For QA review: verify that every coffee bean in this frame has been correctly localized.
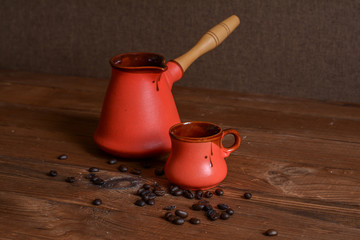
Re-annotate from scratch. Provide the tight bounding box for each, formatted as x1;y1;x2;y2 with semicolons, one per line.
147;192;157;200
140;189;151;197
244;192;252;199
226;208;234;215
85;173;96;179
164;212;172;220
192;204;204;211
137;188;146;195
167;215;179;222
163;205;176;210
206;209;216;217
131;168;142;175
146;199;155;205
48;170;57;177
169;185;179;192
220;212;230;220
143;184;151;190
183;190;195;199
107;159;117;165
264;229;278;236
203;204;213;211
215;188;224;196
92;178;105;186
195;190;203;199
217;203;229;210
57;154;68;160
209;213;220;221
172;189;184;196
65;177;75;183
189;218;201;225
204;191;213;198
88;167;99;173
153;187;166;196
154;168;164;176
92;199;102;206
172;218;185;225
118;165;128;172
207;209;219;221
175;210;188;218
134;199;146;207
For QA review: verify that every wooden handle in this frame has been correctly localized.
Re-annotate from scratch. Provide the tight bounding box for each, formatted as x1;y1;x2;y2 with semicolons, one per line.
173;15;240;72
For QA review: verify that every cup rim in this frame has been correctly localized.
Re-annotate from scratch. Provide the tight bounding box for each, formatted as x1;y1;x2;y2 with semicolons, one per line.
169;121;223;143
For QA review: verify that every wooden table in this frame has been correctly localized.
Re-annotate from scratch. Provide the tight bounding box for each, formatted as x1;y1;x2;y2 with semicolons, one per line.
0;70;359;239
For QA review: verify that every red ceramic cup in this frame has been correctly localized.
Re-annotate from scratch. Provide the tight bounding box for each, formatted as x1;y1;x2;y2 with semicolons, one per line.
164;121;241;190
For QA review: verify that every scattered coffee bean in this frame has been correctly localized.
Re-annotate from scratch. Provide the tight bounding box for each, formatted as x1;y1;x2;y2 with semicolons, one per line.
153;187;166;196
143;184;151;190
204;191;213;198
48;170;57;177
65;177;75;183
165;212;173;220
140;189;151;197
146;199;155;205
172;189;184;196
226;208;234;215
217;204;229;210
189;218;201;225
57;154;68;160
147;192;157;200
264;229;278;236
169;185;179;192
88;167;99;172
192;203;204;211
164;205;176;210
85;173;96;179
206;209;216;217
203;204;213;211
118;165;128;172
220;212;230;220
244;192;252;199
172;218;185;225
175;210;188;218
167;215;179;222
134;199;146;207
131;168;142;175
207;209;219;221
107;159;117;165
183;190;195;199
215;188;224;196
137;188;146;195
92;199;102;206
92;178;105;186
154;168;164;176
195;190;203;199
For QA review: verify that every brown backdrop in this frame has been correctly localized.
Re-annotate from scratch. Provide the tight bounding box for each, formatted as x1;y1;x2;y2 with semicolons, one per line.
1;0;360;103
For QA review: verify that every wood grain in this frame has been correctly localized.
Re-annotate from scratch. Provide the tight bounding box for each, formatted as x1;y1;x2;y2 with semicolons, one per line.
0;70;360;239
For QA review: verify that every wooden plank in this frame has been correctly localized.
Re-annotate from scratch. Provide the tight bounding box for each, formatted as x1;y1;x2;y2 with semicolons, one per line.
1;70;360;239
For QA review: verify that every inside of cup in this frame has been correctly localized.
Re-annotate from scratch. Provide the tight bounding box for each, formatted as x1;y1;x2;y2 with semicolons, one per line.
171;122;221;139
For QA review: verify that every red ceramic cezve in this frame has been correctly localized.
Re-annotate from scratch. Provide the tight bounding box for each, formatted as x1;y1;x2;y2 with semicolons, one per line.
94;53;183;158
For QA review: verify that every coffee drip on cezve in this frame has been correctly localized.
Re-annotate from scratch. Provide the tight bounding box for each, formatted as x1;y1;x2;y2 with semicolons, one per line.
94;15;240;158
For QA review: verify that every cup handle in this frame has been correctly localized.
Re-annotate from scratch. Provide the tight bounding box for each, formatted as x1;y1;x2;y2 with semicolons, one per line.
220;129;241;157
